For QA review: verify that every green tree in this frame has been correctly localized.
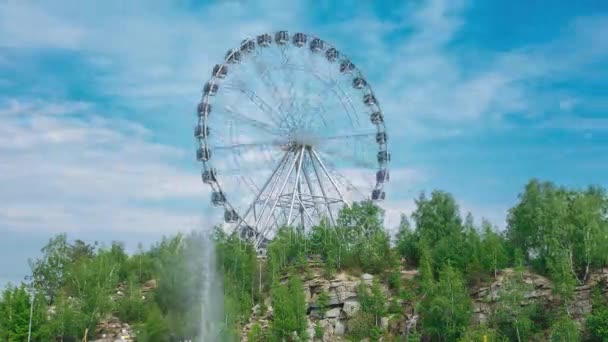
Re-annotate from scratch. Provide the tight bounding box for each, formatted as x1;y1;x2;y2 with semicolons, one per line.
215;229;258;331
248;323;266;342
417;239;435;293
358;280;387;328
419;265;471;341
270;276;307;341
0;284;33;341
462;213;485;284
549;314;580;342
412;191;463;246
316;290;329;318
395;214;419;266
137;303;170;342
457;324;508;342
507;180;608;281
546;246;577;311
62;243;123;338
490;271;537;342
480;220;509;279
309;218;341;276
28;234;71;304
41;290;87;340
586;285;608;341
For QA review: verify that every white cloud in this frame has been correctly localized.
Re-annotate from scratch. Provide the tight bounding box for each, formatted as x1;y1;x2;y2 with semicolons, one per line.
0;0;605;246
0;99;208;234
0;2;85;49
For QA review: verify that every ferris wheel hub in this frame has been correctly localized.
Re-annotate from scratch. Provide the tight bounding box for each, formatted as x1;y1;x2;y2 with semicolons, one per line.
288;130;319;148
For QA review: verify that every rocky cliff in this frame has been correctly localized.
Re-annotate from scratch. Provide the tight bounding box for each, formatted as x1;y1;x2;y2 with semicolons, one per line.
242;264;608;341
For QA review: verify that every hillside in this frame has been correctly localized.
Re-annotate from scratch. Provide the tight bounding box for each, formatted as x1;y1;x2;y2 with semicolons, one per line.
1;179;608;341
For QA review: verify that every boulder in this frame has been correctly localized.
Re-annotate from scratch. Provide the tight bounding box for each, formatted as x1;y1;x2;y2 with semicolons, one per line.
334;320;345;336
325;307;341;319
381;317;389;330
319;319;334;336
335;282;358;302
342;300;360;318
327;289;341;306
303;285;311;304
361;273;373;285
306;319;315;342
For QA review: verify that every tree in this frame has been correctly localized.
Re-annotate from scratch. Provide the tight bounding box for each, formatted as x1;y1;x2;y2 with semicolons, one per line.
457;324;508;342
480;220;509;279
29;234;71;304
309;218;340;276
60;243;124;338
549;314;580;342
40;289;87;340
490;271;537;342
546;246;577;312
138;303;170;342
316;290;329;318
358;280;387;328
395;214;419;266
0;284;32;341
586;285;608;341
270;276;307;341
412;191;463;246
419;264;471;341
212;229;262;339
462;214;485;284
506;180;608;281
248;323;266;342
417;239;435;293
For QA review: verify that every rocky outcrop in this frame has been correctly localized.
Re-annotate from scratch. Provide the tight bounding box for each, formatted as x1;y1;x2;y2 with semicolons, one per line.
471;268;608;325
242;265;608;340
92;316;134;342
241;269;396;341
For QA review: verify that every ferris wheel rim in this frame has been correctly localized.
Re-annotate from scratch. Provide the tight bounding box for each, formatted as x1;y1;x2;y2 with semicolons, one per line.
195;30;390;241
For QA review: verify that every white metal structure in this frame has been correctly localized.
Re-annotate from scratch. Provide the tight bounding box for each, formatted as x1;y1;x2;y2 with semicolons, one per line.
195;31;389;250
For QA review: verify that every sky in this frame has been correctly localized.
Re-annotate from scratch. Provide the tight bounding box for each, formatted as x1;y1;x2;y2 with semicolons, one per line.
0;0;607;288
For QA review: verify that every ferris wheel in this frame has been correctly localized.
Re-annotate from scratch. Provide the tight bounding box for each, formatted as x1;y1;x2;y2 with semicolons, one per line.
195;31;389;249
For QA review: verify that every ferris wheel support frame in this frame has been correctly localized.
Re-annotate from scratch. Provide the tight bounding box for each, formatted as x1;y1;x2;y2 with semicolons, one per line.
230;142;354;249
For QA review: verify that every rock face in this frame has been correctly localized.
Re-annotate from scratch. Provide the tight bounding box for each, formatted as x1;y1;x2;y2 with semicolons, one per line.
471;268;608;325
342;300;360;318
241;265;608;341
91;316;134;342
241;269;394;341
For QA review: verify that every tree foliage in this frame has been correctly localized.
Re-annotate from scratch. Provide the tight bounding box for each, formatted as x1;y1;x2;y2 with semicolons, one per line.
3;179;608;341
269;276;307;341
419;264;472;341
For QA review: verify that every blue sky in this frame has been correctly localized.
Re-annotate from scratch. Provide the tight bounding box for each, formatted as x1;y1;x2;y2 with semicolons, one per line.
1;0;607;287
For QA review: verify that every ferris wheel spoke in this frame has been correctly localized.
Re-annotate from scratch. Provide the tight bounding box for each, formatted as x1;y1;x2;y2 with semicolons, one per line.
332;83;358;128
318;132;376;142
312;67;358;128
309;80;336;126
293;197;316;228
319;147;376;169
232;150;291;235
303;163;332;224
309;148;349;207
212;140;284;151
221;105;283;136
222;82;285;127
251;55;291;123
287;145;306;225
322;157;371;199
255;153;297;247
